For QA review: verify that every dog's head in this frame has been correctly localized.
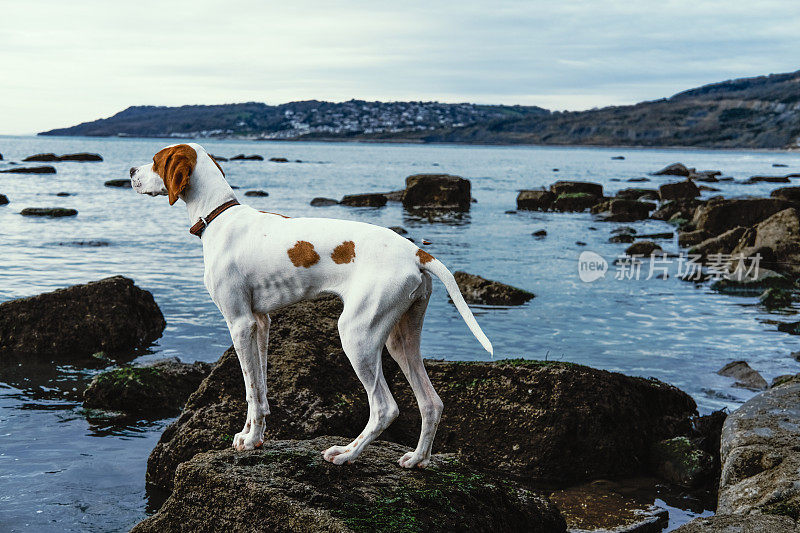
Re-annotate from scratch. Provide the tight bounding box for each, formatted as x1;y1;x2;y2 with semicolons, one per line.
130;143;225;205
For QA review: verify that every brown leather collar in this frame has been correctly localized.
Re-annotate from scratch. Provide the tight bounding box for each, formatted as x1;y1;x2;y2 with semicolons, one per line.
189;200;240;238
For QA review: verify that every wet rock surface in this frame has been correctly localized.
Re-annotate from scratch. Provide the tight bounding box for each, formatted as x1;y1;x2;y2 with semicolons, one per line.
0;165;56;174
243;190;269;197
310;197;339;206
692;198;795;236
716;361;767;391
402;174;471;211
453;271;535;305
230;154;263;160
104;179;131;188
145;297;697;493
625;240;662;256
0;276;165;358
83;358;213;416
659;180;700;201
674;514;798;532
20;207;78;217
340;193;388;207
134;438;567;533
517;189;555;210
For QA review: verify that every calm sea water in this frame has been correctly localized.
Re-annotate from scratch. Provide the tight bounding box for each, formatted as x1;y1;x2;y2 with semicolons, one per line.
1;135;798;531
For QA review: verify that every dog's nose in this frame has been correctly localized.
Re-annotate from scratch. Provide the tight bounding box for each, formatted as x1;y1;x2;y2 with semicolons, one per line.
129;167;137;178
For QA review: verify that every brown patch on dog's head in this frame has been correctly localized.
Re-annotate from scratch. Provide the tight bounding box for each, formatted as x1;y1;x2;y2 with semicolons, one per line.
331;241;356;264
287;241;320;268
416;248;434;264
153;144;197;205
209;154;225;177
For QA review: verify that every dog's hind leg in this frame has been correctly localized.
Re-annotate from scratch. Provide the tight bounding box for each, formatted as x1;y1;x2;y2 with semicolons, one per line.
322;285;408;465
385;272;443;469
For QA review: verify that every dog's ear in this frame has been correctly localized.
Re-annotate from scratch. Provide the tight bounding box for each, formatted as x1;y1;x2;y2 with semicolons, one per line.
153;144;197;205
208;154;225;177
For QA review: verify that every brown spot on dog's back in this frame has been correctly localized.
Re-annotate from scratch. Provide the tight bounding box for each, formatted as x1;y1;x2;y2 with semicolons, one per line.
331;241;356;264
416;248;434;264
287;241;320;268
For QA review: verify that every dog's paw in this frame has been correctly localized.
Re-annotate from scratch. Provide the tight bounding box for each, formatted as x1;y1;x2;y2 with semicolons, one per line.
322;445;358;465
233;430;263;451
398;451;429;469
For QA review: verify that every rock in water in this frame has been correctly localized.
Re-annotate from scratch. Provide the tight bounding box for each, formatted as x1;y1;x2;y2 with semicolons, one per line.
625;240;662;256
549;181;603;197
229;154;263;161
0;276;165;358
402;174;471;211
717;382;800;519
339;193;387;207
453;271;534;305
23;153;60;162
0;165;56;174
652;163;692;176
58;153;103;162
659;180;700;201
517;189;555;210
83;359;213;416
674;514;797;532
649;436;713;487
692;198;795;236
717;361;767;390
104;179;131;188
133;438;567;533
310;197;338;206
145;297;697;492
268;157;289;163
0;194;8;205
20;207;78;217
244;190;269;197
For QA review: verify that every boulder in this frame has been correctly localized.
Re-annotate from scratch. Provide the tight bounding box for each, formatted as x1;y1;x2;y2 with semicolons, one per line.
626;177;649;182
678;229;710;247
771;186;800;202
83;359;213;416
230;154;263;160
452;271;534;305
717;361;767;391
268;157;289;163
381;189;406;202
659;180;700;201
402;174;471;211
104;179;131;188
615;188;658;201
690;226;746;258
718;382;800;519
604;199;655;222
625;241;662;256
731;208;800;278
532;229;547;238
652;163;692;176
0;276;165;358
692;198;795;236
23;153;59;162
0;194;8;205
516;189;555;211
20;207;77;217
133;438;567;533
310;197;338;207
549;180;603;198
746;175;791;183
650;436;713;487
674;514;797;532
340;193;387;207
650;198;702;223
710;268;793;296
552;193;598;212
0;165;56;174
58;153;102;162
244;190;269;197
145;297;697;492
609;233;635;244
760;287;793;309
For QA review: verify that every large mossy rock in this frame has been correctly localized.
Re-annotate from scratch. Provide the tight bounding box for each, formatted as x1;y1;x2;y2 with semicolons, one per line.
718;382;800;518
0;276;165;358
517;189;555;211
145;298;697;492
133;438;567;533
83;359;213;416
402;174;471;211
453;271;534;305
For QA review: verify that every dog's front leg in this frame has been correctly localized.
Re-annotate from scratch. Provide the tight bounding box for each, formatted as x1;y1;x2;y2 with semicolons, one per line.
227;315;269;451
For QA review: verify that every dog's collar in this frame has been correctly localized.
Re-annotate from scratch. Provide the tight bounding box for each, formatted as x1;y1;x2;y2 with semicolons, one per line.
189;200;240;238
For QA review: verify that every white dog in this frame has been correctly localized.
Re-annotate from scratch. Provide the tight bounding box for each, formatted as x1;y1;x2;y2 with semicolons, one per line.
130;143;492;468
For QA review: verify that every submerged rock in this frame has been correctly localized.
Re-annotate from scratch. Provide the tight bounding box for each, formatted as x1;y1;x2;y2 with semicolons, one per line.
20;207;77;217
83;359;213;416
145;297;697;492
717;361;767;390
339;193;387;207
516;189;555;211
0;165;56;174
760;287;793;309
650;436;713;487
402;174;471;211
134;438;567;533
104;179;131;188
58;153;103;162
746;175;791;183
229;154;263;161
243;190;269;197
710;268;793;296
310;197;338;207
268;157;289;163
23;153;60;162
0;276;165;358
453;271;534;305
652;163;692;176
0;194;8;205
625;240;662;256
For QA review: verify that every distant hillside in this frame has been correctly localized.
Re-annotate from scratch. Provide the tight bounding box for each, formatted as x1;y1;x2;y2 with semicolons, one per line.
384;70;800;149
39;101;546;139
39;70;800;149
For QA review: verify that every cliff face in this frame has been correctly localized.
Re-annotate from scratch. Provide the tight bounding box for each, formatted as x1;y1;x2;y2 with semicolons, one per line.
39;70;800;148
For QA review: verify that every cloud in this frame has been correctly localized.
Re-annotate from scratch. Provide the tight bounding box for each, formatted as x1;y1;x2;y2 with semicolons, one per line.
1;0;799;134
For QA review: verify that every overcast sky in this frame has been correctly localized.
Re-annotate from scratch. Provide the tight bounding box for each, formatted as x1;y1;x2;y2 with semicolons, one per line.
2;0;799;135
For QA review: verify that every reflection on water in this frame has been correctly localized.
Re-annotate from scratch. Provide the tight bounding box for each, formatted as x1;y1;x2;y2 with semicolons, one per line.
1;136;799;530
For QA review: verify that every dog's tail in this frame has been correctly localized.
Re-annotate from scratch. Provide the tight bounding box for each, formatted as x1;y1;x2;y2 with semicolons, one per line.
417;251;494;356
